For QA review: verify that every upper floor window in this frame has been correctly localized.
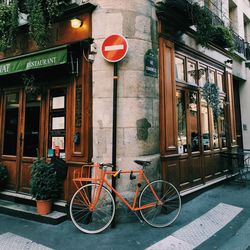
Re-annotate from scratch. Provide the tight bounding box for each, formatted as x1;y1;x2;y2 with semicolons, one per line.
175;53;224;90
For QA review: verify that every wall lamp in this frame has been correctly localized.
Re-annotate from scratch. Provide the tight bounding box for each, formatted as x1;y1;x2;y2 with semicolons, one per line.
70;18;83;29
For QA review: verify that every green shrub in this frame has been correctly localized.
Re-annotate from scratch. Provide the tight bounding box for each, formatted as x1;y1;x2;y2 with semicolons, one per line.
30;156;59;200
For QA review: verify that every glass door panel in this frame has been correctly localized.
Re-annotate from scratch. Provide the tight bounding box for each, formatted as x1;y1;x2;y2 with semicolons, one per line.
176;90;187;154
3;92;20;155
23;95;41;157
201;97;210;150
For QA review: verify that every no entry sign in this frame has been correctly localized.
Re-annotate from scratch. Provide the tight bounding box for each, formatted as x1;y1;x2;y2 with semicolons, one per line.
101;34;128;63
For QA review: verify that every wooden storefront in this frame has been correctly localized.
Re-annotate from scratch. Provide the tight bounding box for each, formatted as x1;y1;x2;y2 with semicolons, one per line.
0;5;95;201
158;37;237;191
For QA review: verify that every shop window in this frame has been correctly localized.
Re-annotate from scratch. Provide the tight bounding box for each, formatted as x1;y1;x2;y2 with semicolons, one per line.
201;97;210;150
189;91;199;152
187;60;197;84
175;56;185;81
176;90;187;154
220;101;227;147
23;95;41;157
3;93;19;155
211;115;219;149
48;88;66;159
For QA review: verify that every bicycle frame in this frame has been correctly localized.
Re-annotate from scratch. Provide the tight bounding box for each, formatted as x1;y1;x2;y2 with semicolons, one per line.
89;169;162;212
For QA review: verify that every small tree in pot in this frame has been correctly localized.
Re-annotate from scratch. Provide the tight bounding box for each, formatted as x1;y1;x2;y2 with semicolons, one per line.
30;155;59;215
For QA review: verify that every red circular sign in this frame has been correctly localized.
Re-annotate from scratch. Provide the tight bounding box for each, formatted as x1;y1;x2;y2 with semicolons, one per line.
101;34;128;62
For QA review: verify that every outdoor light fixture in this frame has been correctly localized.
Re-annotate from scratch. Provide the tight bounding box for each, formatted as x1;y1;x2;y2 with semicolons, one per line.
70;18;83;29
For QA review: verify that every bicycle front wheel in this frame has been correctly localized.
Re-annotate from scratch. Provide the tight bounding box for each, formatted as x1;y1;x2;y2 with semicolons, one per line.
69;183;115;234
139;180;181;228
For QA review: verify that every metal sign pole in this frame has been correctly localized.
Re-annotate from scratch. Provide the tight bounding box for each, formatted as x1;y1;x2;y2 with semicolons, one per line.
111;62;118;227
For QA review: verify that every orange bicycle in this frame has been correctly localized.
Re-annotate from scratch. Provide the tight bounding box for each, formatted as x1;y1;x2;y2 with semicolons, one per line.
69;160;181;234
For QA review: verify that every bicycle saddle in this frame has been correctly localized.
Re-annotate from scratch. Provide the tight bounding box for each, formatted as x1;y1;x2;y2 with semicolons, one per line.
134;160;151;167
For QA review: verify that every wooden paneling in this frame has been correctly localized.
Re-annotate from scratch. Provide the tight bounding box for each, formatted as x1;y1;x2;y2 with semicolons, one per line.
19;159;33;193
1;158;17;190
159;38;177;154
179;157;190;190
191;155;202;184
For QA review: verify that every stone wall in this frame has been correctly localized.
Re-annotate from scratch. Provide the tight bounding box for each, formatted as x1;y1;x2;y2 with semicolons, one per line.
91;0;160;209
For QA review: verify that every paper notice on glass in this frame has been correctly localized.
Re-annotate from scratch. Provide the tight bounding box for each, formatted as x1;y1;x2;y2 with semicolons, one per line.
52;136;65;150
52;116;65;130
52;96;65;109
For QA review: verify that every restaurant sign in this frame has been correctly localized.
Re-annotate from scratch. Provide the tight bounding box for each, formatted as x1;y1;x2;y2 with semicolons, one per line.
0;45;67;76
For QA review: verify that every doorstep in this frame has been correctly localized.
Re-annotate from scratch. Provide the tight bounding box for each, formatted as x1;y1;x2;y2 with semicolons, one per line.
0;191;68;225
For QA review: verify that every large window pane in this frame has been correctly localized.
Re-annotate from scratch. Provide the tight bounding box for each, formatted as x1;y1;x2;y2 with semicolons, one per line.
176;90;187;154
201;96;210;150
189;91;199;152
211;115;219;149
23;95;41;157
3;93;19;155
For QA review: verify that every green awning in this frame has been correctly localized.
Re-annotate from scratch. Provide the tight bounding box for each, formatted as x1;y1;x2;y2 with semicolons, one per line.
0;45;67;76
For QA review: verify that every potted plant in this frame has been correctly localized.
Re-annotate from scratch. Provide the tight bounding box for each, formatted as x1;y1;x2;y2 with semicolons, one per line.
0;163;8;189
30;155;59;215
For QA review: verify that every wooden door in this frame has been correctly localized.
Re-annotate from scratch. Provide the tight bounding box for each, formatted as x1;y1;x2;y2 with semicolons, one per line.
2;89;42;193
176;88;202;189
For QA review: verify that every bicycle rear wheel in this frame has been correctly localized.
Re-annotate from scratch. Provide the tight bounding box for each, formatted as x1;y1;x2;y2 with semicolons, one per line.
139;180;181;228
70;183;115;234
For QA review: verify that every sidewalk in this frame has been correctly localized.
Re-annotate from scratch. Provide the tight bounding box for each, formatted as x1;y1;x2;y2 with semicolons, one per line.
0;180;249;250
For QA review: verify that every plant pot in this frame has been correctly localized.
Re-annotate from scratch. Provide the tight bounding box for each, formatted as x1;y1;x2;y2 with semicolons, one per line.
36;199;52;215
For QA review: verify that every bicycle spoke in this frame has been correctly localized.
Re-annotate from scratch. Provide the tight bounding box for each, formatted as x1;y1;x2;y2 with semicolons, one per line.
70;183;115;234
139;180;181;227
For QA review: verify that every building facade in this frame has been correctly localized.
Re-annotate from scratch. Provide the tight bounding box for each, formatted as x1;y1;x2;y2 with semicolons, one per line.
0;0;246;204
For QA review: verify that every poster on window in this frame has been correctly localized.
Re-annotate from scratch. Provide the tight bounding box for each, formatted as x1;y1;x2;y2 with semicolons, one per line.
52;116;65;130
52;96;65;109
52;136;65;150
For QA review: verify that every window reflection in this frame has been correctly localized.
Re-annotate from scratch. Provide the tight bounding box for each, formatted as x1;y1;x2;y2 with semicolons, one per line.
199;66;207;87
208;69;216;83
217;73;223;92
187;61;197;84
189;91;199;152
212;115;219;149
175;57;185;81
176;90;187;154
201;96;210;150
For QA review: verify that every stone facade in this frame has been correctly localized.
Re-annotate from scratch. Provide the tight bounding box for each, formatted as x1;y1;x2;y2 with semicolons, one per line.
91;0;160;200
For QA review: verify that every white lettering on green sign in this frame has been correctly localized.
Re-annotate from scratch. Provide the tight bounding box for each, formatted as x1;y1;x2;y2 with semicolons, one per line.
26;57;57;70
0;63;10;73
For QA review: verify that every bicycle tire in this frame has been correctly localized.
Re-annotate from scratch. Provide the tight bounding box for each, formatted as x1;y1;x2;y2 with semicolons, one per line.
69;183;115;234
139;180;181;228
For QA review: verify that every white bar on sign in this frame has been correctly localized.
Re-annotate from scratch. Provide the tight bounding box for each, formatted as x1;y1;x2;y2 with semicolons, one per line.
105;44;124;51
